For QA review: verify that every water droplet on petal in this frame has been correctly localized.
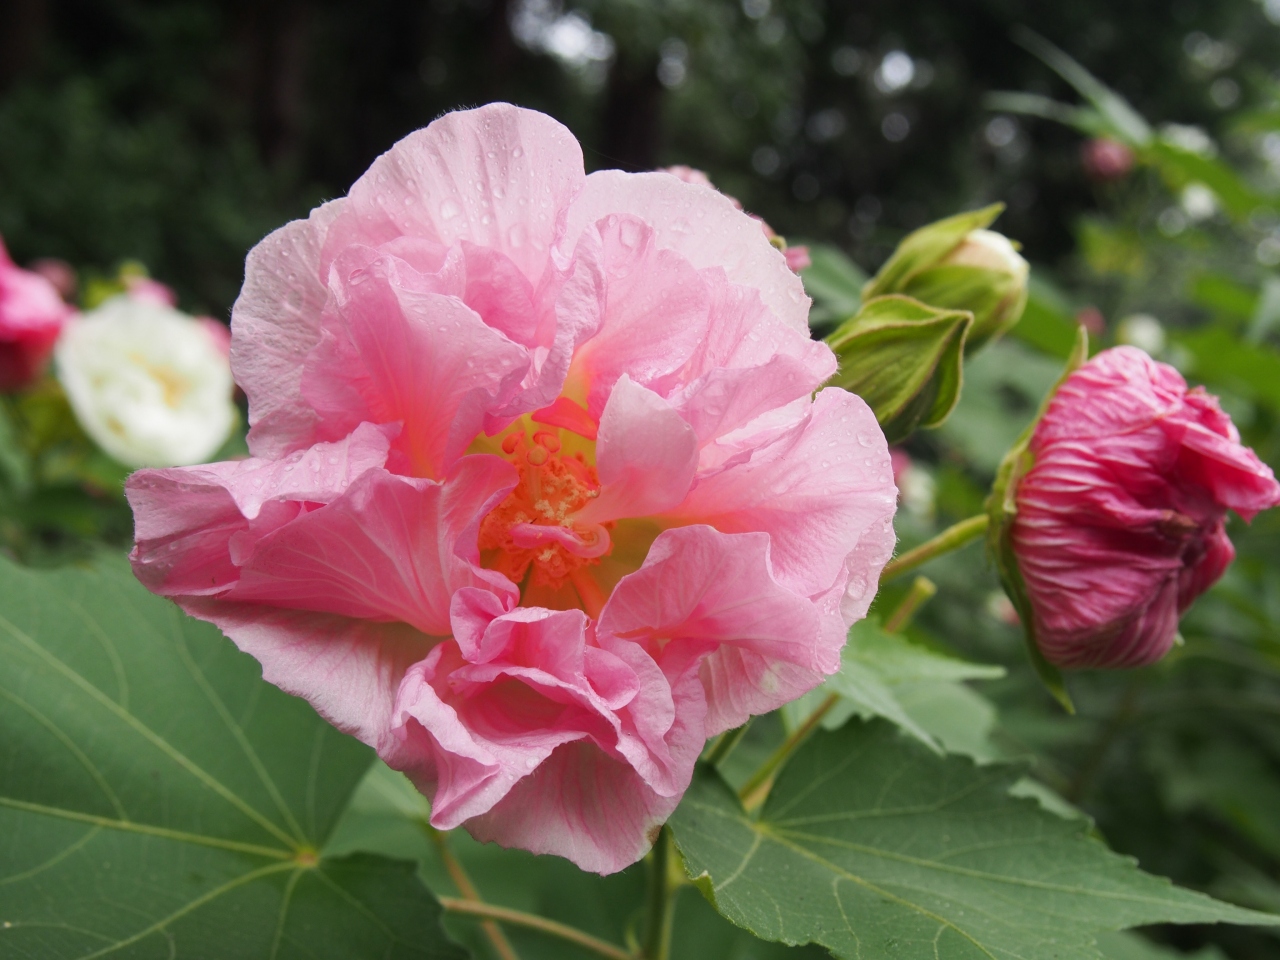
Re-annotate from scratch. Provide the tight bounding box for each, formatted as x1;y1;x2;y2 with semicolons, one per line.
439;200;460;221
508;224;527;248
512;146;524;158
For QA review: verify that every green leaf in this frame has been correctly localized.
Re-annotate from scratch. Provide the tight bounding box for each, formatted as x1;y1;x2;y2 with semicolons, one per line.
1011;29;1152;147
801;243;867;329
982;91;1107;137
0;554;466;959
669;721;1279;960
826;295;972;444
1011;277;1089;359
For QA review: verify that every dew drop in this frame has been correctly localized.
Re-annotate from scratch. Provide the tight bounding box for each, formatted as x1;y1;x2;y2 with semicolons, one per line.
508;224;527;248
512;146;525;158
439;200;460;221
618;219;643;250
481;214;492;225
493;185;506;199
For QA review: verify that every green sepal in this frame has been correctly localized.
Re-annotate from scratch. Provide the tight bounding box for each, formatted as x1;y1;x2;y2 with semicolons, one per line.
984;325;1090;712
825;294;972;444
898;262;1029;349
862;203;1004;300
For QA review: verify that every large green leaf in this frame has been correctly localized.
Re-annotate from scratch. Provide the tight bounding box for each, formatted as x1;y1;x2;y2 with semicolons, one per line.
0;554;465;959
782;618;1003;752
669;720;1278;960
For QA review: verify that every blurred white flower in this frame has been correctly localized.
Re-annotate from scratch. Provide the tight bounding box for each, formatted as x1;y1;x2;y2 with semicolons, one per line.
1180;183;1218;222
1117;314;1167;355
55;296;235;468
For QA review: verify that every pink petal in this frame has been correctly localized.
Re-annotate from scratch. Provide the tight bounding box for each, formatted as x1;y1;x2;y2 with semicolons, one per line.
464;741;681;874
128;422;396;597
228;456;518;635
578;376;698;524
599;525;836;734
302;253;530;478
563;215;710;418
563;170;810;335
664;387;898;597
231;199;347;458
323;103;585;286
179;599;436;753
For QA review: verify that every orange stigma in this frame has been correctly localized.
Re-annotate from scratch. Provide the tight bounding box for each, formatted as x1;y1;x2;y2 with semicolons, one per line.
479;429;614;589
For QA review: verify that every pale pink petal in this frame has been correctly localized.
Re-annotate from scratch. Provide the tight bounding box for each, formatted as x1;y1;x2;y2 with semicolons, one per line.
563;215;710;418
179;599;437;752
231;199;346;458
323;103;585;285
302;253;529;478
664;388;898;596
563;170;810;334
128;423;396;596
578;376;698;524
229;456;518;634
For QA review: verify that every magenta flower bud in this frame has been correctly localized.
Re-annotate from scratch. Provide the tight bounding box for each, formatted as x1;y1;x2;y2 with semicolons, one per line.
1010;347;1280;669
0;236;75;392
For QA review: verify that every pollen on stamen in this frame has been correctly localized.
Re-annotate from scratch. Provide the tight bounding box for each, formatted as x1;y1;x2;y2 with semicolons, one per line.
478;427;614;590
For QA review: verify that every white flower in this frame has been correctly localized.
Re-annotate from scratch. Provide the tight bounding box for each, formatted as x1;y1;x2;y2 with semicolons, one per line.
55;296;235;468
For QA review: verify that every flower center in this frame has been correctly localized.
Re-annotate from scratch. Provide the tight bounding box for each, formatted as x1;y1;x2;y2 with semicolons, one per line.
478;428;614;590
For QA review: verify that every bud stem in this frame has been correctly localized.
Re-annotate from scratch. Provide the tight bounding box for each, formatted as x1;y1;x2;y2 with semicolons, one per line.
880;514;989;584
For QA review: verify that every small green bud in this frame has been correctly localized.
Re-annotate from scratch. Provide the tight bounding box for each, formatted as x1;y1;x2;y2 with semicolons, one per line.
862;204;1029;350
825;295;972;444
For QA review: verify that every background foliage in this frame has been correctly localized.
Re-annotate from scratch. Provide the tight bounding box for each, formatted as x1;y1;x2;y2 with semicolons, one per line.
4;1;1280;958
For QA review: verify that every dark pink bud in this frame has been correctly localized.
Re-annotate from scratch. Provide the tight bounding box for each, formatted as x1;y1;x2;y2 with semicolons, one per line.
0;236;76;391
1075;306;1106;336
1011;347;1280;669
1081;138;1135;182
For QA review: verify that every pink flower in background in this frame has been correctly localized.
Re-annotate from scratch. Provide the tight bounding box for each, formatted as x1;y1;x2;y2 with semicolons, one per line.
128;104;898;873
0;236;76;391
1012;347;1280;669
1080;137;1135;182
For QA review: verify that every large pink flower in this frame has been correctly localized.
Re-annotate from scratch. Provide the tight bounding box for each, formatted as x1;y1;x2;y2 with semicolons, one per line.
0;235;75;391
127;104;897;873
1011;347;1280;669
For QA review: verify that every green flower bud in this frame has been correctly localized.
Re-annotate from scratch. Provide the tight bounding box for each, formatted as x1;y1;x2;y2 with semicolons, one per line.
862;204;1029;350
825;295;972;444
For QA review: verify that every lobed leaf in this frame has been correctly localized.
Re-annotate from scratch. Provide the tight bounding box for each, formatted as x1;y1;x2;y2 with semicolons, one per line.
670;720;1279;960
0;553;465;959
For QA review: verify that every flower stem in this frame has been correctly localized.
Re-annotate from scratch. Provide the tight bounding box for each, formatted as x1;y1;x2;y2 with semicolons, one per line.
882;576;938;633
702;719;752;767
426;827;521;960
642;826;677;960
738;694;837;811
438;898;637;960
880;514;988;584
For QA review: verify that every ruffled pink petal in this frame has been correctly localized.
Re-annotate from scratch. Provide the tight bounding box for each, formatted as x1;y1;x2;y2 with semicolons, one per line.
231;199;347;458
563;215;710;418
323;103;585;286
302;254;530;479
464;741;681;875
578;375;698;524
562;170;810;334
664;387;898;597
128;422;396;597
661;271;835;448
227;457;518;634
599;525;842;734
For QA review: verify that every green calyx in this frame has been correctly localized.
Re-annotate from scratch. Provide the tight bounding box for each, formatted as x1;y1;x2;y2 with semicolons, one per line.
825;294;972;444
862;203;1029;349
983;324;1090;712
